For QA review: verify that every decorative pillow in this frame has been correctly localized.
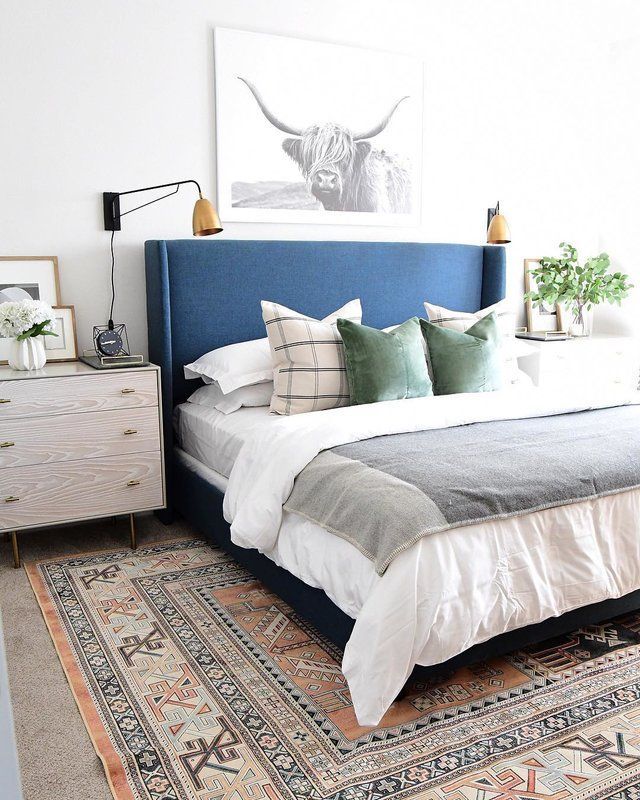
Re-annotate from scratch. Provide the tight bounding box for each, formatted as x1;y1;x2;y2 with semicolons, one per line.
337;318;432;405
262;298;362;415
187;382;273;414
184;337;272;394
420;312;503;395
423;299;531;383
184;301;362;395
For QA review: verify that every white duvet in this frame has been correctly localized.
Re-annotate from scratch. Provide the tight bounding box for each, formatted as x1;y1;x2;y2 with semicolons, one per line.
224;387;640;726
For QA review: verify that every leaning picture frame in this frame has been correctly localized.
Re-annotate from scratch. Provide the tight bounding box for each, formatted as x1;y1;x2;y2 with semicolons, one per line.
0;256;61;364
524;258;566;333
44;305;78;362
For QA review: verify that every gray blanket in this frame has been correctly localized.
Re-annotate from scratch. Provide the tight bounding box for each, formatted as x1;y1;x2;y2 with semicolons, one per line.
283;405;640;575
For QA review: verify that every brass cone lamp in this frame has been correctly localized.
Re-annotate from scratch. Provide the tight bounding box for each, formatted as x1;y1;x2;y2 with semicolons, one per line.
193;195;223;236
103;179;222;237
486;200;511;244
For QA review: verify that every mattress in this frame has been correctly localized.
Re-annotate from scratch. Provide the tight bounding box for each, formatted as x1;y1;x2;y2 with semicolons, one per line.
173;402;276;478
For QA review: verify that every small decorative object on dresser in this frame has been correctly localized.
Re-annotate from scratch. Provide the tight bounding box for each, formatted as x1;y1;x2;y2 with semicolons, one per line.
524;258;566;333
525;243;633;337
0;362;165;567
516;333;640;391
44;305;78;361
0;256;61;363
0;298;58;370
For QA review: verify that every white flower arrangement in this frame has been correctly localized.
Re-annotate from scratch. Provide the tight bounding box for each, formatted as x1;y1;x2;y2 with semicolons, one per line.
0;299;57;341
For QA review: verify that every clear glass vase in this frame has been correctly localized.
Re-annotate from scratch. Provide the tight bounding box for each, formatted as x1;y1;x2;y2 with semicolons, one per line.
569;304;593;337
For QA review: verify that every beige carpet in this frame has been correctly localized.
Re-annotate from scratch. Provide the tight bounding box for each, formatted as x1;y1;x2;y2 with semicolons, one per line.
0;513;198;800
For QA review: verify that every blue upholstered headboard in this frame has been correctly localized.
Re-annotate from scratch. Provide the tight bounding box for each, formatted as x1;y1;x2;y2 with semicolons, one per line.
145;239;505;505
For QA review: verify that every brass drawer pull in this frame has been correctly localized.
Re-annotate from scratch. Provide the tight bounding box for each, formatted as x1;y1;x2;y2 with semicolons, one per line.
0;398;11;404
0;441;15;448
123;429;138;436
4;496;19;503
127;479;141;487
121;388;136;394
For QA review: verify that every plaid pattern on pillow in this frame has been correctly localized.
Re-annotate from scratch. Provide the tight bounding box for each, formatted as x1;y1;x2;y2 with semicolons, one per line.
262;299;362;415
423;299;521;383
424;299;515;334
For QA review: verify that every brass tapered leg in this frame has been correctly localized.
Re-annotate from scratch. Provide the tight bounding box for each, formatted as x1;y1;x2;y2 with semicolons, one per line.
129;514;137;550
11;532;20;569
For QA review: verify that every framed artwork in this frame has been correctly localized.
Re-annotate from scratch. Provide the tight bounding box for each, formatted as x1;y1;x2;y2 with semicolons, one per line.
524;259;566;333
44;305;78;362
214;27;423;227
0;256;61;364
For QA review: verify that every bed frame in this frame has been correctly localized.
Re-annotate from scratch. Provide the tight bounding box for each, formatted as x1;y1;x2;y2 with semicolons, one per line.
145;238;640;678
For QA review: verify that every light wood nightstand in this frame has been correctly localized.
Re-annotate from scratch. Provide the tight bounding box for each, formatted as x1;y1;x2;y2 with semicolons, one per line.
0;362;165;567
517;334;639;390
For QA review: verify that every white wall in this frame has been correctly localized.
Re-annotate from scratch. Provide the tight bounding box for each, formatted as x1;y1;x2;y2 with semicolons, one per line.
1;0;638;354
597;36;640;335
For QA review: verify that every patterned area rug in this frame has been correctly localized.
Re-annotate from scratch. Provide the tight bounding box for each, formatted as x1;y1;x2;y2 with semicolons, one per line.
28;538;640;800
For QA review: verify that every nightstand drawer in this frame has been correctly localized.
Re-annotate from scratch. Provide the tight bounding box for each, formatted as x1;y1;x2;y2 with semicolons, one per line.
0;371;158;419
0;407;161;469
0;452;164;531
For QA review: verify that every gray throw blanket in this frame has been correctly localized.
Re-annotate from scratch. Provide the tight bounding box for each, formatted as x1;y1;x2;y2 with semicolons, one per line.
283;405;640;575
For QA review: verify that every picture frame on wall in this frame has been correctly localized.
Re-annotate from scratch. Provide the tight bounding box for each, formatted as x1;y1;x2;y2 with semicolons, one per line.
524;258;566;333
0;256;61;364
44;305;78;362
214;27;423;228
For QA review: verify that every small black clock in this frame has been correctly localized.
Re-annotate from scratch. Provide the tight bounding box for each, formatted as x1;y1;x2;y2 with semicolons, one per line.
96;328;122;356
93;323;129;357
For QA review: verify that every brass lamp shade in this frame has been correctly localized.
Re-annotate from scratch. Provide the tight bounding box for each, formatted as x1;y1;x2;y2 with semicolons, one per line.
192;196;223;236
487;212;511;244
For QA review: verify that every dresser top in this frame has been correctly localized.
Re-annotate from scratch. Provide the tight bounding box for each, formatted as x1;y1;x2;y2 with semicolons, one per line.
0;361;159;381
520;333;637;348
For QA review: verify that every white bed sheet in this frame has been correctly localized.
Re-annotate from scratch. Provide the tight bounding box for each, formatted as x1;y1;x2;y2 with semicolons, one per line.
174;403;276;478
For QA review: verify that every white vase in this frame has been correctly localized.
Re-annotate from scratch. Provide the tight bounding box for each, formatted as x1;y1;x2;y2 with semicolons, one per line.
8;337;47;370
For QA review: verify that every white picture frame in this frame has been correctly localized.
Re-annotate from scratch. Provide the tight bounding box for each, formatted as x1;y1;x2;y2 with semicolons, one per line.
0;256;61;364
44;305;78;362
214;28;423;227
524;258;566;333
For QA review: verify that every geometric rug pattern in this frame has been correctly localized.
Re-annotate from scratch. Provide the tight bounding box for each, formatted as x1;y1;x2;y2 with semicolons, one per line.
28;539;640;800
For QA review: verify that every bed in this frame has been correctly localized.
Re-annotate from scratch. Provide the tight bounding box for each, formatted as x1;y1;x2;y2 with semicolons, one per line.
146;238;640;726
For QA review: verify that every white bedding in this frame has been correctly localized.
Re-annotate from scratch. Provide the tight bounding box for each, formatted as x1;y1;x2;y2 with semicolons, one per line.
174;403;276;477
222;386;640;725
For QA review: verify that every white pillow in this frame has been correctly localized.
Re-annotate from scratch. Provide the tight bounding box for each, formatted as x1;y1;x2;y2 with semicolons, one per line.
187;382;273;414
184;337;272;394
423;299;526;384
262;298;362;415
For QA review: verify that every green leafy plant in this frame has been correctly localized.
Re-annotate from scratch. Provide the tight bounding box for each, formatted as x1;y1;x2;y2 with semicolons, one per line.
525;243;633;332
16;318;57;341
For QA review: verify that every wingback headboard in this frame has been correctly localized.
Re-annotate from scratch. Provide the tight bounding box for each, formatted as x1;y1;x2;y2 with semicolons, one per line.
145;239;505;511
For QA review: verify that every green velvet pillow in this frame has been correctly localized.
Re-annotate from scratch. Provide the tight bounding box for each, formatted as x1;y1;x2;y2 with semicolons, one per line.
420;312;503;395
337;317;432;405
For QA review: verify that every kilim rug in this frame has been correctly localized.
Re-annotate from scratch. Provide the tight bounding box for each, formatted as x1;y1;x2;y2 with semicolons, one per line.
28;538;640;800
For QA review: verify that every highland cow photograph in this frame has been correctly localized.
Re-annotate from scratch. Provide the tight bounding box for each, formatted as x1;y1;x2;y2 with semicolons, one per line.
214;28;423;226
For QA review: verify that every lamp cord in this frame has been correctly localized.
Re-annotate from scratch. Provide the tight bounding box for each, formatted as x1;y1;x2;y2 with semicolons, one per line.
108;229;116;329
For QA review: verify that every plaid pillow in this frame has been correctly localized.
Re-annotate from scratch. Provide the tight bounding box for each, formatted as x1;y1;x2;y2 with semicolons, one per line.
262;299;362;415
